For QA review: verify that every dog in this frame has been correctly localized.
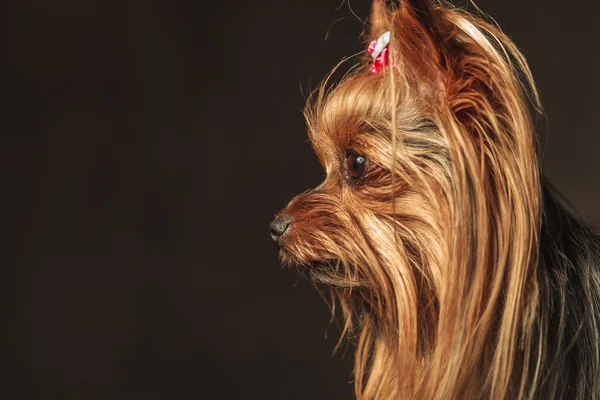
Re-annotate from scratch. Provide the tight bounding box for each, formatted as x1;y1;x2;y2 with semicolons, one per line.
270;1;600;398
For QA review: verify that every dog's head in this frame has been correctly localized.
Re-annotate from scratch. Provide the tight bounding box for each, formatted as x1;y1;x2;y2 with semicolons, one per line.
271;1;543;398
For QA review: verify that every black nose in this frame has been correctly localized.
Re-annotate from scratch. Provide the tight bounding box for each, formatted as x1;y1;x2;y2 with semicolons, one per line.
270;215;292;245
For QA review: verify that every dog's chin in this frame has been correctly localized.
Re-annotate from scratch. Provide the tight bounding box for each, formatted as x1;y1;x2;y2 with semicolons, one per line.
280;250;363;287
280;249;330;273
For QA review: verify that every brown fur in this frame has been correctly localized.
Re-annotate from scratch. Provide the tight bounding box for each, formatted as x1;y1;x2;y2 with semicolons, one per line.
271;1;600;398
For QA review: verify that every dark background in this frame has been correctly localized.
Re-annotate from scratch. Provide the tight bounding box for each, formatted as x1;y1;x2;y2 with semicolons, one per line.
2;0;598;399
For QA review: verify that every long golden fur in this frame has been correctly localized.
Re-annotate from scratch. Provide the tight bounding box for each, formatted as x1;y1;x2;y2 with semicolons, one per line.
270;1;600;398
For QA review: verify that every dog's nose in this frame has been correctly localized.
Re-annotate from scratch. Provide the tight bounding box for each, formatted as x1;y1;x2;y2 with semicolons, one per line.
270;215;292;245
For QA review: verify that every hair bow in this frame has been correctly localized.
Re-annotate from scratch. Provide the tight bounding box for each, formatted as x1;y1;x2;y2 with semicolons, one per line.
368;31;391;74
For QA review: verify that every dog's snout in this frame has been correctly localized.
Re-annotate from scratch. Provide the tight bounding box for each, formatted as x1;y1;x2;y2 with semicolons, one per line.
270;215;292;245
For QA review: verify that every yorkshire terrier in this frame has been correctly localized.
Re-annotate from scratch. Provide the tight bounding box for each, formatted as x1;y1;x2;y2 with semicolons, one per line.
270;1;600;398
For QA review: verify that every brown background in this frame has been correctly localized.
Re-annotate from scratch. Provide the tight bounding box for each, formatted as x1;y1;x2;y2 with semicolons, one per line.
2;0;598;399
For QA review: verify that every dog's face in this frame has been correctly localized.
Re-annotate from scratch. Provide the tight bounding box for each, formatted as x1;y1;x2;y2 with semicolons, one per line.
269;63;451;398
270;72;448;300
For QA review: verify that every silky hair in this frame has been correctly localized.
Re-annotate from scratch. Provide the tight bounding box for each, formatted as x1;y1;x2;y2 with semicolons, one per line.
273;1;600;398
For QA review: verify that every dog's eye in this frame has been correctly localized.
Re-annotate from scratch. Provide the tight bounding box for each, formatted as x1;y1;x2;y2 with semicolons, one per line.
345;152;367;179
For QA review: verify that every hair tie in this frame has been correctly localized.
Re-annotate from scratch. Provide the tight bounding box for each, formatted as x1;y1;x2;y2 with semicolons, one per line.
368;31;391;73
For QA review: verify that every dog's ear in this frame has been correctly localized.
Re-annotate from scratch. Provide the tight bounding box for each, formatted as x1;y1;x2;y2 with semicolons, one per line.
366;1;442;55
401;0;447;50
377;0;445;96
400;0;436;22
367;0;392;41
369;0;440;36
365;0;442;83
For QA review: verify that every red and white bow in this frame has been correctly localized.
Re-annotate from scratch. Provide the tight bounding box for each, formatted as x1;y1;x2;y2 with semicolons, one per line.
368;31;391;74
